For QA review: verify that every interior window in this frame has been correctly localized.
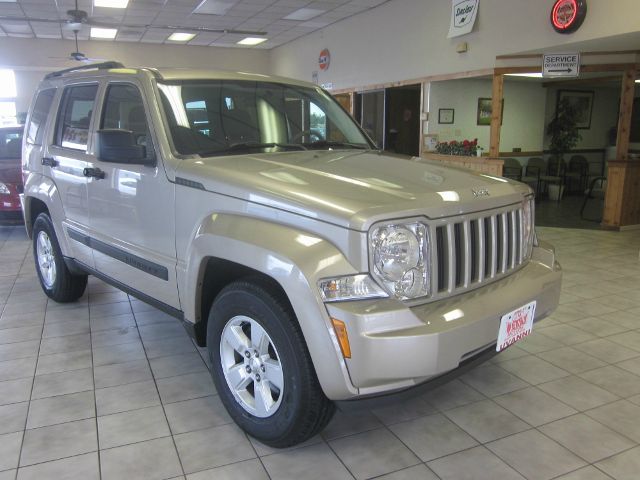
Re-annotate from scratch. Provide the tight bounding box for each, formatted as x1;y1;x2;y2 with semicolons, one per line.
101;83;149;147
56;84;98;151
27;89;55;145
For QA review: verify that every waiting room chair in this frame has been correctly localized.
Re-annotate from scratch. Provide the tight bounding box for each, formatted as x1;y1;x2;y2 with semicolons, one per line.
540;155;566;203
580;176;607;221
502;158;522;181
521;157;546;198
565;155;588;193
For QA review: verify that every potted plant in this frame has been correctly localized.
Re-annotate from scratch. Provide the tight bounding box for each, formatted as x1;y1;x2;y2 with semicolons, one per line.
546;98;582;200
435;138;479;156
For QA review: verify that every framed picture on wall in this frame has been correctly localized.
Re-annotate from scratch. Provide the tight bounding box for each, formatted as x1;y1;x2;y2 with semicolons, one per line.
438;108;454;124
557;90;594;129
476;98;504;126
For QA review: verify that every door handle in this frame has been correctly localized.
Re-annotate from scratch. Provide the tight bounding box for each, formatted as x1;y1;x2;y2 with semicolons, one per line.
41;157;58;167
83;167;105;179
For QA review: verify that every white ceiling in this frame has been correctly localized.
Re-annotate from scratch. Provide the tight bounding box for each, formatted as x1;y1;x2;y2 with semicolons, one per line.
0;0;390;49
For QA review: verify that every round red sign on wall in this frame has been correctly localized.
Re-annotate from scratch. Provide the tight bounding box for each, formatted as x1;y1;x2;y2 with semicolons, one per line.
551;0;587;34
319;49;330;71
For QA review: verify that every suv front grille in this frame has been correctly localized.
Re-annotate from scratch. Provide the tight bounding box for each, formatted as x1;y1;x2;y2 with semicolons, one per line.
431;204;525;298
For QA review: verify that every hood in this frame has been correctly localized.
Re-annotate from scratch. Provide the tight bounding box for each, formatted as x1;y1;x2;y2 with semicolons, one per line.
176;150;530;231
0;161;21;185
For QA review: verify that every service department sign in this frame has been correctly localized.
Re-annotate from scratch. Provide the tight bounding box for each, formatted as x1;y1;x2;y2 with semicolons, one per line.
448;0;479;38
543;53;580;78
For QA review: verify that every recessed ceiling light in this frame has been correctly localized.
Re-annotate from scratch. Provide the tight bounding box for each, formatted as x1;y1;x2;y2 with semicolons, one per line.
168;32;196;42
283;8;325;21
237;37;267;46
94;0;129;8
90;27;118;39
194;0;236;15
505;73;543;78
0;0;18;3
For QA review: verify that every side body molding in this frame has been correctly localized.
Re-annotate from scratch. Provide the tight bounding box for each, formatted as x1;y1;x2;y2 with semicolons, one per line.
177;213;361;399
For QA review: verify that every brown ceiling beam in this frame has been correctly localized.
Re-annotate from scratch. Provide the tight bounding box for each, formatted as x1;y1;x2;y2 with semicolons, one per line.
496;50;640;60
541;76;622;87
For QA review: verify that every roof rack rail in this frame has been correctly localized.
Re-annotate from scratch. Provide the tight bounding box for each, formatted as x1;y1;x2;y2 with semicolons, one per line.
45;61;126;80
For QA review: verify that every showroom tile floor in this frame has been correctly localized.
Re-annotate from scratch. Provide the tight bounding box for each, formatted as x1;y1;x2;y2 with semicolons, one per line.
1;224;640;480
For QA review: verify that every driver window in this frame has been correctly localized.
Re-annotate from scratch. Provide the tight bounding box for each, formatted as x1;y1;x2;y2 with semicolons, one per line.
101;84;150;150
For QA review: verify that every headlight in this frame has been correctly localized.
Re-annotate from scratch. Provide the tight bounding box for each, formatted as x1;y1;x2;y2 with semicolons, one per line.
0;182;9;195
370;222;429;300
522;195;535;259
318;274;388;302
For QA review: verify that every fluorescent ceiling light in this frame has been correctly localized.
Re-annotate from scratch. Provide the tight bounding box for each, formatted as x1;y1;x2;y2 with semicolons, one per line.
237;37;267;46
168;32;196;42
91;27;118;39
194;0;236;15
0;0;17;3
94;0;129;7
505;73;543;78
283;8;325;21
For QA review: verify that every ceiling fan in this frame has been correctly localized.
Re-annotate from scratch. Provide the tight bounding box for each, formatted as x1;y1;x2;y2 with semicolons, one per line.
0;0;267;36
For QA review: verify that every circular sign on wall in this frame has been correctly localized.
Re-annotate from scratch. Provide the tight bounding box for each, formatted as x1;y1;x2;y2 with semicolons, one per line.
551;0;587;34
319;49;330;71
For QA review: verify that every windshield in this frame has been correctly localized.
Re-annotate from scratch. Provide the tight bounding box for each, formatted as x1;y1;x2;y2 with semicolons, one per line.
0;128;22;161
157;80;372;156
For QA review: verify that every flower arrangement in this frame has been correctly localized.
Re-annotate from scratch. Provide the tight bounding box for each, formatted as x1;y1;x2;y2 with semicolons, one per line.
435;138;479;156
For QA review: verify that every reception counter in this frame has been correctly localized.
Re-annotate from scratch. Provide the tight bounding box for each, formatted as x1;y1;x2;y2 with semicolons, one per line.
418;153;504;177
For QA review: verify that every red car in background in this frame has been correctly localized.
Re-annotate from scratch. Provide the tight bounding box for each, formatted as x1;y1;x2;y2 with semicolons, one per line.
0;126;24;224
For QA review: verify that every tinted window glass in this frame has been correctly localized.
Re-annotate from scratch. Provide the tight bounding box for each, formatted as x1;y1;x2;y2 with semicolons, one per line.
101;84;148;133
0;128;22;161
56;85;98;151
27;89;55;145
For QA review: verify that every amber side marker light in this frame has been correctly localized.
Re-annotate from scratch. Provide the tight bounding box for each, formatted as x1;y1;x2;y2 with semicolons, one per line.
331;318;351;359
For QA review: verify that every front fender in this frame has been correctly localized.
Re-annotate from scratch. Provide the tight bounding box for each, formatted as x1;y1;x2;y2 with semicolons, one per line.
179;213;361;399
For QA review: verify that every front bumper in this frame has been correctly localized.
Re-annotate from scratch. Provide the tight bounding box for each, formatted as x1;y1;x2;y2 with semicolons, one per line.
325;244;561;398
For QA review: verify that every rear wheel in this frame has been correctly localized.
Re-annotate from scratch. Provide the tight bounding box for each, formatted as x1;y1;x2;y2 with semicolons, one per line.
207;279;335;447
32;213;87;302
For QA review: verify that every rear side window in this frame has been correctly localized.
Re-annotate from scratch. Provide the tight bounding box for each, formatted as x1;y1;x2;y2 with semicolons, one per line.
26;88;55;145
55;84;98;151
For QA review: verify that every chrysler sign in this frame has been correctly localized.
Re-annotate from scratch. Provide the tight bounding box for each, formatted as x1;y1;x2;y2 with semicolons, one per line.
448;0;479;38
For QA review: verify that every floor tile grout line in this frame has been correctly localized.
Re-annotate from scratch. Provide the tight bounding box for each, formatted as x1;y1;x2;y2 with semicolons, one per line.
87;292;105;480
14;245;46;475
132;295;188;479
323;433;359;480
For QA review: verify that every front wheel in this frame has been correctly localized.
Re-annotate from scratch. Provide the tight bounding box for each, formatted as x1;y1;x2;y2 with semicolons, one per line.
32;213;87;303
207;279;335;447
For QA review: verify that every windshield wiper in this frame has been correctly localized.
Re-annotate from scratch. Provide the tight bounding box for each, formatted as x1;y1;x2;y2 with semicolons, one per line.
200;142;307;156
304;141;368;150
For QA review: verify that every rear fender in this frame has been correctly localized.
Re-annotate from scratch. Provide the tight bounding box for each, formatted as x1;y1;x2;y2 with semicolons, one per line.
22;173;70;255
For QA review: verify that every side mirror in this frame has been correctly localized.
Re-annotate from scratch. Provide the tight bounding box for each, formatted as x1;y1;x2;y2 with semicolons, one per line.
97;129;154;166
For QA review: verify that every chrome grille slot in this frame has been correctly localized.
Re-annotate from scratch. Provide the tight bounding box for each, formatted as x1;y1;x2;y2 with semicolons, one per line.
454;223;463;288
429;204;527;301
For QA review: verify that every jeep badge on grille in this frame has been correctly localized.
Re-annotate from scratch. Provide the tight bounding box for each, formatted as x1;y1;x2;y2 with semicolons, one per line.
472;188;490;197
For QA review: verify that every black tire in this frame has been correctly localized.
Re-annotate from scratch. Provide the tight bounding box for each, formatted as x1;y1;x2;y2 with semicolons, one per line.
207;278;335;447
32;213;87;303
